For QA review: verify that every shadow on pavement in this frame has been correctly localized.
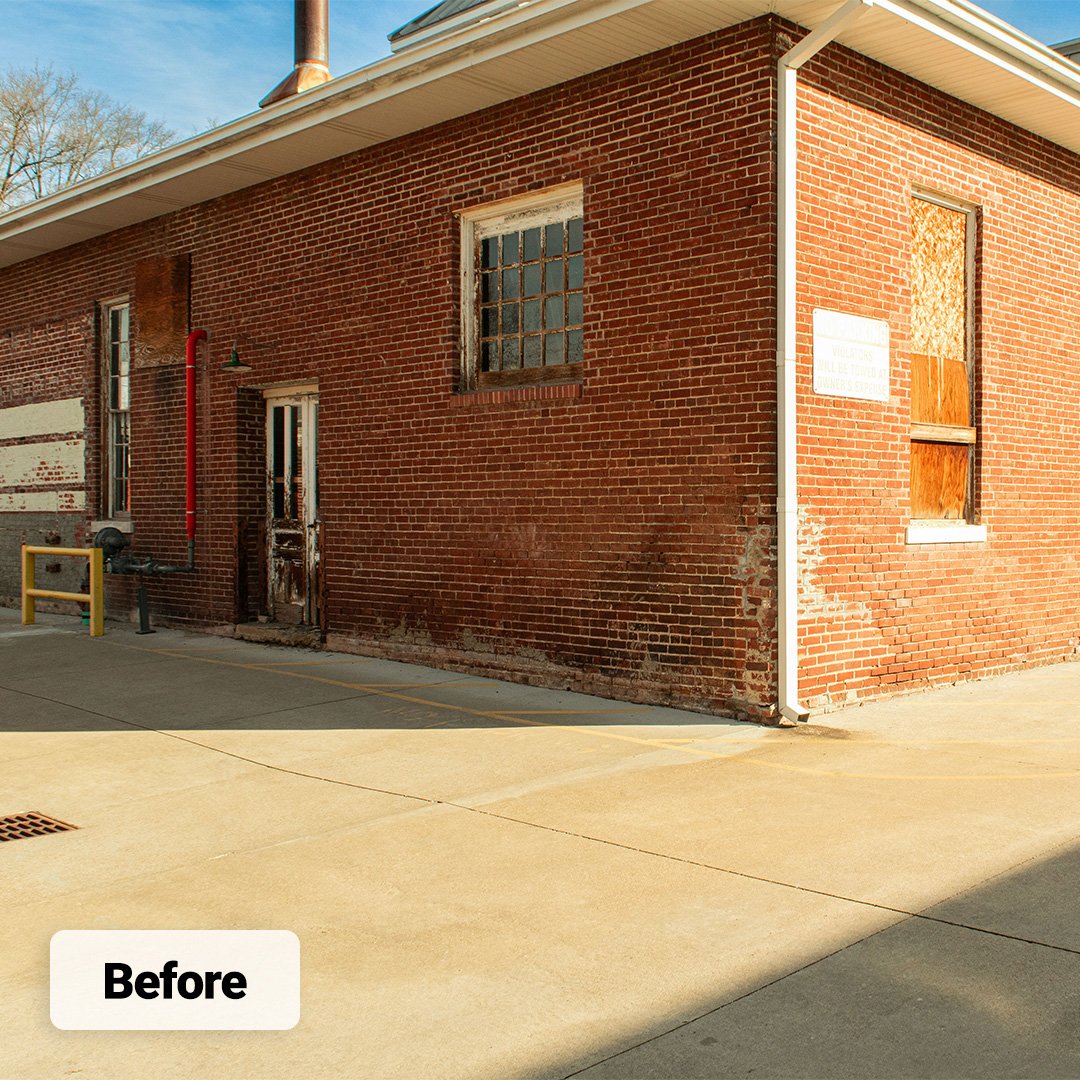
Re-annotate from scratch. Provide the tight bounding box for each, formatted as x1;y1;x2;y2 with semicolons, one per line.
0;613;750;733
542;842;1080;1080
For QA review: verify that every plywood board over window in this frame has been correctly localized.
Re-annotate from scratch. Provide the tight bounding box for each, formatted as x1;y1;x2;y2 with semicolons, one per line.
134;254;190;367
909;196;975;522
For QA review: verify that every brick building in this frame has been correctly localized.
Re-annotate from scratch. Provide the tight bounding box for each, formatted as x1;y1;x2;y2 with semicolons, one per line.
2;0;1079;722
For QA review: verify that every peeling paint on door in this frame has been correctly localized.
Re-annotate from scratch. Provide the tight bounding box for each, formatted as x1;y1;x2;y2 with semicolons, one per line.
265;392;319;626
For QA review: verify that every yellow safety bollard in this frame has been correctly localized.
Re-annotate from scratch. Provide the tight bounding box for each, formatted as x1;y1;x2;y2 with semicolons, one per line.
21;545;35;626
20;544;105;637
89;548;103;637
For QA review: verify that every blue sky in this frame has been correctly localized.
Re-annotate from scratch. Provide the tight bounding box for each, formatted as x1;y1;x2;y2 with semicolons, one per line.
1;1;1079;138
0;1;422;136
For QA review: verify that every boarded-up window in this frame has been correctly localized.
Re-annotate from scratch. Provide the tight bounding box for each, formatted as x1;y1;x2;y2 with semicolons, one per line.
134;254;190;367
910;197;975;520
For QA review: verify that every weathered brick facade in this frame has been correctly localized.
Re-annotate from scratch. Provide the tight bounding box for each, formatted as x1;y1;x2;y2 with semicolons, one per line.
795;38;1080;709
0;21;780;718
2;12;1079;721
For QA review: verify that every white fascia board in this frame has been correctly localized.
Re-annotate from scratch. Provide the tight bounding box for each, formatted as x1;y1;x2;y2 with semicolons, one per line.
874;0;1080;111
0;0;645;247
3;0;1080;268
942;0;1080;80
391;0;528;52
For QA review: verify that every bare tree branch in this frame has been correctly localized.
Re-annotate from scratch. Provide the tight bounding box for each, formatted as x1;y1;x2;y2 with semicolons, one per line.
0;65;175;211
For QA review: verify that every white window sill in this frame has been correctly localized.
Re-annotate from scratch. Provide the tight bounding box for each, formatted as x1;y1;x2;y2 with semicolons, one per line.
906;523;986;545
89;519;134;534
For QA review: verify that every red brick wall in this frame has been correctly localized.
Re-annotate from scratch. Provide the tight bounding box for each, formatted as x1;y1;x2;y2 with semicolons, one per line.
795;36;1080;710
0;20;781;719
9;15;1075;720
0;278;98;601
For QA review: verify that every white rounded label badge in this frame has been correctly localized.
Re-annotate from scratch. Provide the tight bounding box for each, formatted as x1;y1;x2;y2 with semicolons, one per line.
50;930;300;1030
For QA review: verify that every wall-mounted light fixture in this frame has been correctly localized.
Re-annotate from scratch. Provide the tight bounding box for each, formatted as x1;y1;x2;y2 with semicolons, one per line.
221;342;253;373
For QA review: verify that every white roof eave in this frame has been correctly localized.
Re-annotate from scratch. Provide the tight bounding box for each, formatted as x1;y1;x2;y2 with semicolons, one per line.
1;0;1079;270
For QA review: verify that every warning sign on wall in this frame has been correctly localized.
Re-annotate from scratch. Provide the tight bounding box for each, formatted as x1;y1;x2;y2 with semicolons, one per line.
812;309;890;402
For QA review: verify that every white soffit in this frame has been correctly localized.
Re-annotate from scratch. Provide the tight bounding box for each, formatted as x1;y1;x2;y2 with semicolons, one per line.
1;0;1079;270
819;0;1080;152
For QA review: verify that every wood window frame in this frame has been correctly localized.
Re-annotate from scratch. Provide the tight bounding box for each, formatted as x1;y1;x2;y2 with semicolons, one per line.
100;296;132;521
457;182;584;392
907;190;983;542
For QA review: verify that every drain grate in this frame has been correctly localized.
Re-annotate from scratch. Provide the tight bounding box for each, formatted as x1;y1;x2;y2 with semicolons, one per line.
0;811;78;842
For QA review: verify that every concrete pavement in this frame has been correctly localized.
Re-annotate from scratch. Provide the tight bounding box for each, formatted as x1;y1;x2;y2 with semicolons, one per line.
2;607;1079;1079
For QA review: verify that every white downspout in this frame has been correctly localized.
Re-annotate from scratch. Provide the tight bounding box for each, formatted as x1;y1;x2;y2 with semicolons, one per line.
776;0;870;723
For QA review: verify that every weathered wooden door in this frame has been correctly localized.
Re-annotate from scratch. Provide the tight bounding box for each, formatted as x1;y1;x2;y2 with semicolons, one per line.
265;393;319;625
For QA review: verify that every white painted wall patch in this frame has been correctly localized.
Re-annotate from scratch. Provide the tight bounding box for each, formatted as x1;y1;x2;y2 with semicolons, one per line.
0;397;83;439
0;439;85;488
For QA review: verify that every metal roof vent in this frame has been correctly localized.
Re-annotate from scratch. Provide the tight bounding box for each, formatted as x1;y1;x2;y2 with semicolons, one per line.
260;0;331;108
389;0;522;52
1053;37;1080;68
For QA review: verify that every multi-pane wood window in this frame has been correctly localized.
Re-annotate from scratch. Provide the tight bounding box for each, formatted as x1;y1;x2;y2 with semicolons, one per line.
459;184;583;390
909;195;976;522
103;300;131;516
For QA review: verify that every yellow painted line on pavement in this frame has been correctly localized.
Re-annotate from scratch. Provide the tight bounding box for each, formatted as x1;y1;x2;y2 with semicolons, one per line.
242;659;373;667
505;709;645;715
342;681;500;688
117;644;1080;783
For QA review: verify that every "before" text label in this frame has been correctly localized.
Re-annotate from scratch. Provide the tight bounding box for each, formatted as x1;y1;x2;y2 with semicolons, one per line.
51;930;299;1030
105;960;247;1000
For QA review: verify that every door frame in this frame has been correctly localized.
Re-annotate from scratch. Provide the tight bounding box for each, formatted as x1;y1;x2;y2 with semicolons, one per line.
263;384;319;624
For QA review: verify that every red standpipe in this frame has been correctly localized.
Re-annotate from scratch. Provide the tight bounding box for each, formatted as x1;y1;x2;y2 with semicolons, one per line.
185;330;208;560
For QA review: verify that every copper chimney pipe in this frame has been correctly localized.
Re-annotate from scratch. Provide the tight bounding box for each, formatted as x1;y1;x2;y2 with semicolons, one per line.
260;0;330;108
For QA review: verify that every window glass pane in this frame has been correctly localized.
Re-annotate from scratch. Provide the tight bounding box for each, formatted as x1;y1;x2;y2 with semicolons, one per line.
111;412;129;514
112;415;128;456
522;228;541;262
567;217;584;253
544;332;565;366
272;407;285;518
568;328;583;364
311;402;319;515
109;303;130;409
523;336;542;368
501;337;521;371
567;254;584;291
290;407;301;522
543;259;565;293
110;348;121;409
467;198;583;388
522;263;541;297
117;353;130;410
480;236;499;269
107;303;131;515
